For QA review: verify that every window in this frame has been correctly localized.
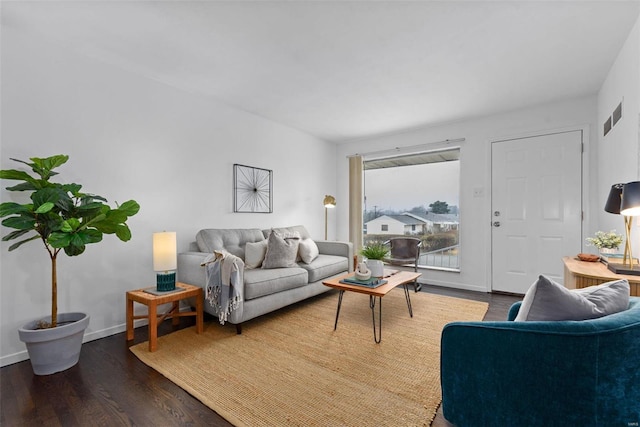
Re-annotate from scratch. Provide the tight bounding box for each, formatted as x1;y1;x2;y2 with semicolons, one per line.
363;148;460;271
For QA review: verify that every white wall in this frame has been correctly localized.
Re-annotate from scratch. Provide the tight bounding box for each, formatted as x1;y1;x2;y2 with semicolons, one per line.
337;96;598;292
0;25;336;365
597;14;640;257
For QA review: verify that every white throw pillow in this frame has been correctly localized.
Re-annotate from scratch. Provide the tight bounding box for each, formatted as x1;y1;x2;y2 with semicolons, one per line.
514;275;629;322
298;238;320;264
245;240;268;269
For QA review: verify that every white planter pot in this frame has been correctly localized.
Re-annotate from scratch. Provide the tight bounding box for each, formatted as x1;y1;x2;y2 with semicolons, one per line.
18;312;90;375
366;259;385;278
599;248;618;255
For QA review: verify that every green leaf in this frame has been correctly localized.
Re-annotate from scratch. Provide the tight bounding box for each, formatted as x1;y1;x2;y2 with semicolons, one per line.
78;229;102;244
48;232;72;248
38;155;69;171
106;210;127;224
62;183;82;195
2;215;36;230
4;182;38;192
77;202;105;212
0;202;31;217
26;155;69;180
2;229;33;241
34;202;54;214
64;244;85;257
32;187;62;208
117;200;140;217
60;218;80;232
115;224;132;241
8;235;40;251
0;169;35;181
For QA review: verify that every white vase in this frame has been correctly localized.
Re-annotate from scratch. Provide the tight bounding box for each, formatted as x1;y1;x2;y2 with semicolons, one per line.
366;259;385;278
599;248;617;255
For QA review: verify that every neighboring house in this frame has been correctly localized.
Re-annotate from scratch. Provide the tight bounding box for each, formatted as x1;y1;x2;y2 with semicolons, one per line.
365;214;426;235
366;213;460;235
410;212;460;233
365;212;460;236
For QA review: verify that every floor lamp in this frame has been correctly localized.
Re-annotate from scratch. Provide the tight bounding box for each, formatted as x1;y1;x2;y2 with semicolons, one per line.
323;195;336;240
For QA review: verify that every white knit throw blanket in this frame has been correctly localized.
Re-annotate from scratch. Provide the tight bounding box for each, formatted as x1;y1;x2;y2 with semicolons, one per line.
204;250;242;325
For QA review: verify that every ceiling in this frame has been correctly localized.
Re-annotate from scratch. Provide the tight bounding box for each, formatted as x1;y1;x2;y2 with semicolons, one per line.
3;1;640;142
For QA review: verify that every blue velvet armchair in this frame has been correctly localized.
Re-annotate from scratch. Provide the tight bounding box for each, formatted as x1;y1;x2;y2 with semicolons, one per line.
440;297;640;427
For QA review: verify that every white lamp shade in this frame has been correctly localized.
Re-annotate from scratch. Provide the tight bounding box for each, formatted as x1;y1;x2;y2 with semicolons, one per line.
153;232;177;271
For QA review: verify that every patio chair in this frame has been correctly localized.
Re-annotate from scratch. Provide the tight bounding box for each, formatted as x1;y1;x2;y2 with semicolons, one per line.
383;237;422;292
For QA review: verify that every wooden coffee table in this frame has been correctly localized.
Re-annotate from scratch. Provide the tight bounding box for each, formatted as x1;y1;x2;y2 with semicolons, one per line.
126;282;203;352
323;270;421;343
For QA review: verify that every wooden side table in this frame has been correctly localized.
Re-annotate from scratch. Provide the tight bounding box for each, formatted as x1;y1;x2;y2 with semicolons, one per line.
563;256;640;296
126;282;204;352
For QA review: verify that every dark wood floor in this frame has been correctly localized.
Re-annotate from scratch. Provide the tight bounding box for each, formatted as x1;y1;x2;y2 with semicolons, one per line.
1;285;520;427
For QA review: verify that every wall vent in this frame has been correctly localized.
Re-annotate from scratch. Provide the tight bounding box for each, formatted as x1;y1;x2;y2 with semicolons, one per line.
604;99;623;137
612;102;622;126
604;116;612;136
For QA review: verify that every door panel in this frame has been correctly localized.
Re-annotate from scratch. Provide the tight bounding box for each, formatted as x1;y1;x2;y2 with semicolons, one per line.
491;131;582;294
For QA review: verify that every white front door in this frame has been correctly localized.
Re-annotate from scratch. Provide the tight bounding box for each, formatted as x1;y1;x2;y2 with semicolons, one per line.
491;130;583;294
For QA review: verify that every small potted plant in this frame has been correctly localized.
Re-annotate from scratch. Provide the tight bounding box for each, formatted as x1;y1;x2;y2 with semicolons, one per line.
0;155;140;375
360;242;389;278
586;230;623;255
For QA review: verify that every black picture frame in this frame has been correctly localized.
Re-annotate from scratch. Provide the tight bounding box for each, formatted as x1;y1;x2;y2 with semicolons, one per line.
233;164;273;213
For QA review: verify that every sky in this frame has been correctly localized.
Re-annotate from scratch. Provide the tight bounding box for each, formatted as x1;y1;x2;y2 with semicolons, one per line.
364;160;459;213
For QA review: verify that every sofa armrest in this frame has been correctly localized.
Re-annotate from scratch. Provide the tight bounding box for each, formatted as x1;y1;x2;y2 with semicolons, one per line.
177;251;208;288
507;301;522;321
316;240;354;271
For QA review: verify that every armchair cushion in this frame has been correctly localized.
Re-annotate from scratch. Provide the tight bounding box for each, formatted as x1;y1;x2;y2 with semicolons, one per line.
514;275;629;321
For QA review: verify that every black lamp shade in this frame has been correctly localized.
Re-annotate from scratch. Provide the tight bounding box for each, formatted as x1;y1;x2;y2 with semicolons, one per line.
621;181;640;216
604;183;624;214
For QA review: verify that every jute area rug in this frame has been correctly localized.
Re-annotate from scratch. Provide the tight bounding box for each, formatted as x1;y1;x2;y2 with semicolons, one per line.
131;289;488;427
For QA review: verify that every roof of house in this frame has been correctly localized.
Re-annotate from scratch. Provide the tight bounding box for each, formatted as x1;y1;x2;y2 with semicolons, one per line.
366;214;424;226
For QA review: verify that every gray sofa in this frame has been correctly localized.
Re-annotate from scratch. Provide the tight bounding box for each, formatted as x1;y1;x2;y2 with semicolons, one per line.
177;225;353;333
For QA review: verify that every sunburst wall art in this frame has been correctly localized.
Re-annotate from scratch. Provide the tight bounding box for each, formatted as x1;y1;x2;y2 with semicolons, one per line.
233;164;273;213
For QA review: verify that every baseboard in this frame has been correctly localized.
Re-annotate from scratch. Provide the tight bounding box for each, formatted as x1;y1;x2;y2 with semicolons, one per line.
418;278;487;293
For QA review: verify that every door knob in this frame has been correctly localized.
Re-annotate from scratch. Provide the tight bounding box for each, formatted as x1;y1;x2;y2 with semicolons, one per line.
493;221;501;227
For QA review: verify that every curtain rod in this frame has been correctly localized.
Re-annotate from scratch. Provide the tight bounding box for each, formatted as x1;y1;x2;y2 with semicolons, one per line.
346;137;465;159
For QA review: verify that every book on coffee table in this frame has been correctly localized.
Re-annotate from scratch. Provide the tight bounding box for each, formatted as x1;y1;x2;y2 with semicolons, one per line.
339;277;388;288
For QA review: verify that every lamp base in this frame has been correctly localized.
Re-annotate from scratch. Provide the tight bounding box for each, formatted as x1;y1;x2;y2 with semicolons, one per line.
607;263;640;276
156;272;176;291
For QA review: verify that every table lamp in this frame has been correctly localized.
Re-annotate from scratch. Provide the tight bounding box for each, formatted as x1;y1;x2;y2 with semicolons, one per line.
153;231;177;291
615;181;640;275
604;183;633;269
323;195;336;240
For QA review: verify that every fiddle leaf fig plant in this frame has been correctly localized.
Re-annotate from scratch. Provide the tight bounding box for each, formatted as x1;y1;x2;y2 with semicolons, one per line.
0;155;140;328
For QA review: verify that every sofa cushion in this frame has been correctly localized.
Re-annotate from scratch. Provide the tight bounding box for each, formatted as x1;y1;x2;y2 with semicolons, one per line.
263;230;300;269
244;267;309;300
298;238;320;264
196;229;265;259
245;240;268;269
515;275;629;321
297;254;349;283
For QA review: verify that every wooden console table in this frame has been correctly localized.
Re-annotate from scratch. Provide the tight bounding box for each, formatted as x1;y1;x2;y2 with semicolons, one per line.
563;256;640;296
